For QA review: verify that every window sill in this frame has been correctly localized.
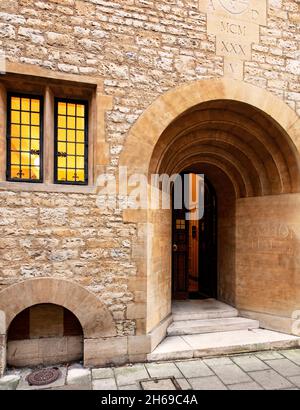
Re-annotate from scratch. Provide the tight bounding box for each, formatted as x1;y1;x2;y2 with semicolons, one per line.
0;181;96;194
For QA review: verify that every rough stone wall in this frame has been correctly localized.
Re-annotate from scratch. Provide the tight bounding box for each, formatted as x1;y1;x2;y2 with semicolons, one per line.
0;0;299;336
0;191;137;336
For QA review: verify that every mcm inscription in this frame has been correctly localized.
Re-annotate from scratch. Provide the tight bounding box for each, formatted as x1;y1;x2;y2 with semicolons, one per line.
219;0;250;14
201;0;267;79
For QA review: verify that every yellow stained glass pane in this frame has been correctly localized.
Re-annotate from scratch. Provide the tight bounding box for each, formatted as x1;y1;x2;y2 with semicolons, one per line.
11;138;20;151
67;169;76;181
58;102;66;115
31;113;40;126
11;125;20;137
76;170;85;182
58;116;66;128
58;157;66;168
21;139;30;151
58;142;66;153
67;143;76;155
21;98;30;111
67;156;76;169
11;166;20;179
31;155;37;166
67;130;76;142
31;139;40;150
58;129;66;141
21;126;30;139
31;167;40;180
21;153;30;165
11;97;20;110
31;99;40;112
76;117;84;130
76;157;84;169
11;152;20;164
31;126;40;139
77;105;85;117
77;131;84;142
20;166;30;179
67;116;75;129
77;144;85;156
57;169;66;181
21;112;30;125
11;111;20;124
67;103;76;116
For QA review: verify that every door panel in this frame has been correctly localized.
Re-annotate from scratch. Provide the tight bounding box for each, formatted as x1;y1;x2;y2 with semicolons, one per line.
172;212;189;299
172;175;218;300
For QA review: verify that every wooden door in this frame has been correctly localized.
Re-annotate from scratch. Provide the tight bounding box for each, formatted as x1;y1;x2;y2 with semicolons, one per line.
199;181;218;298
172;209;189;299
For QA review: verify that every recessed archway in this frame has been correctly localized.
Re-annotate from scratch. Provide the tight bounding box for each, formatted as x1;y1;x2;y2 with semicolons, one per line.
7;303;84;367
0;278;116;338
120;79;300;335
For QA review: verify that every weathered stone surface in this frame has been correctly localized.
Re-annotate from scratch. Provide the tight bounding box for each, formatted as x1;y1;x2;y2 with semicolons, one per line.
0;0;299;371
93;378;117;391
250;370;294;390
0;375;20;390
115;365;148;387
188;376;227;390
92;368;114;380
66;368;91;386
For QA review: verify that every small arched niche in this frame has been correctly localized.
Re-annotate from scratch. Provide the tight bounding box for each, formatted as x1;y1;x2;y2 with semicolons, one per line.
7;303;83;368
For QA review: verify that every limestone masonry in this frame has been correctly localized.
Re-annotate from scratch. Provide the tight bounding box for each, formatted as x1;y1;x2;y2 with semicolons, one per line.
0;0;299;373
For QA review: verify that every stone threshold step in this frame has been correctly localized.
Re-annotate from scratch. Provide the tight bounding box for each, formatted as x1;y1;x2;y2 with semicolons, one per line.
172;299;238;321
147;329;300;362
167;317;259;336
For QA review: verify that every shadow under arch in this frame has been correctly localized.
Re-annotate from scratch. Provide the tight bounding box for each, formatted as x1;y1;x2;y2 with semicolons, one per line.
0;278;117;338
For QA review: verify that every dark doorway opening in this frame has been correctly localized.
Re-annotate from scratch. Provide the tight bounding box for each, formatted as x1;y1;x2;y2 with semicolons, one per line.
172;174;217;300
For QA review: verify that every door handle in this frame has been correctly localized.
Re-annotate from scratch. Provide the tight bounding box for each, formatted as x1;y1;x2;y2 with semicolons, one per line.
173;244;178;252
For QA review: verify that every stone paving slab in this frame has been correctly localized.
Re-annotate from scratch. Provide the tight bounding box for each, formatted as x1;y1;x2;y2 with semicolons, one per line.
249;369;294;390
92;368;114;379
2;349;300;390
146;362;182;379
255;351;283;360
115;365;148;387
232;355;269;372
265;358;300;377
176;360;213;378
207;363;252;385
188;376;227;390
281;349;300;365
93;378;117;390
66;368;91;386
228;382;263;390
288;375;300;388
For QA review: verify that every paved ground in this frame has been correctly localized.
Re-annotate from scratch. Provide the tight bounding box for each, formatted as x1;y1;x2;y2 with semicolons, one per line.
1;349;300;390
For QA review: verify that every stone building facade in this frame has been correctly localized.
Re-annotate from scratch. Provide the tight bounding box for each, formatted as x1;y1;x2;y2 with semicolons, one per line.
0;0;300;374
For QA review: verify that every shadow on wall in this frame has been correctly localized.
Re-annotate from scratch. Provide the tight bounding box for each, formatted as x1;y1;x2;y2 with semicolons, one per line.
7;304;83;368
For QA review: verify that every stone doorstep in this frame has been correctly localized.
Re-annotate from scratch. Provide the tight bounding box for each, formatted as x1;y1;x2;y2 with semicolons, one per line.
147;329;300;362
167;317;260;336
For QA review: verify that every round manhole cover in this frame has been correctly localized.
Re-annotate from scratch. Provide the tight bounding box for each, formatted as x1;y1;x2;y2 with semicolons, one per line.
26;367;62;386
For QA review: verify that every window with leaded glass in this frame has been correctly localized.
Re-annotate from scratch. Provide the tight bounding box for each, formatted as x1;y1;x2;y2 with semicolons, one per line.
54;99;88;185
7;93;43;182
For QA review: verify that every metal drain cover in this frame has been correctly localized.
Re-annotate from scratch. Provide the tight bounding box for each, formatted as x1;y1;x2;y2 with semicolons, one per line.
140;377;182;390
26;367;62;386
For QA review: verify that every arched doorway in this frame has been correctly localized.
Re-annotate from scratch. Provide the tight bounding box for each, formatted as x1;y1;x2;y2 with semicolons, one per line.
120;79;300;336
172;175;217;300
7;303;83;367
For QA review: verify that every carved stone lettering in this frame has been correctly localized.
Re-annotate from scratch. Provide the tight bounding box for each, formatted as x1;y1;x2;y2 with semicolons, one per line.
219;0;250;15
200;0;267;79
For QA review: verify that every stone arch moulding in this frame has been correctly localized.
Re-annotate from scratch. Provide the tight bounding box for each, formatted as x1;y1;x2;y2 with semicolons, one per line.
120;78;300;179
0;278;117;338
